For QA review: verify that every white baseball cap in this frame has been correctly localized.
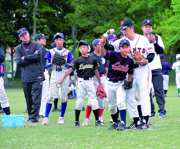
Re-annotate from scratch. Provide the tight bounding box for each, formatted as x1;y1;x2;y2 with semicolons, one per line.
176;54;180;59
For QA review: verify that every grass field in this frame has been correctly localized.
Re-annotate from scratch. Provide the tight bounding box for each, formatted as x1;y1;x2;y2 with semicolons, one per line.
0;86;180;149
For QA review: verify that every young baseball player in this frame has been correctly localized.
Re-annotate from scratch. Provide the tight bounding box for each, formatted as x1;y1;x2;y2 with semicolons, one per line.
0;47;11;115
35;33;49;118
160;54;172;97
113;18;155;129
42;33;74;125
101;38;134;131
172;54;180;97
16;28;44;123
81;38;108;126
142;19;166;118
56;40;103;127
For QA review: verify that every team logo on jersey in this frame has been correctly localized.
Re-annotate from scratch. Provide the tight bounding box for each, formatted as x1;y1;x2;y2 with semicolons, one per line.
79;64;93;70
101;58;105;65
112;62;129;72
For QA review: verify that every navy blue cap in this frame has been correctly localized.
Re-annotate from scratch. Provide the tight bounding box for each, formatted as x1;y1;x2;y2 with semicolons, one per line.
118;18;133;30
35;33;48;41
119;30;124;37
78;40;89;47
142;19;153;26
119;39;130;48
160;54;165;59
54;33;65;40
18;28;28;37
107;34;117;41
92;39;100;47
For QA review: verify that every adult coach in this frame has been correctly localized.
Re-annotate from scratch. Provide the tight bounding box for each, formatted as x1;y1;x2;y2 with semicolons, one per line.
15;28;44;123
142;19;166;118
0;47;11;115
35;33;49;118
113;18;155;129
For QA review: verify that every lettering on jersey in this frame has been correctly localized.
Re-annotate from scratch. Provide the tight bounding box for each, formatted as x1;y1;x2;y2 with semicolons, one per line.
112;62;129;72
133;47;145;54
101;57;105;65
79;64;93;70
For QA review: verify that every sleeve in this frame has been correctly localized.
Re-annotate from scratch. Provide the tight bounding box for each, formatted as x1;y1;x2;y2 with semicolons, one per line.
93;58;99;70
104;42;115;51
128;59;134;74
45;51;52;68
172;63;175;70
146;53;155;63
104;50;116;61
24;42;41;61
112;39;121;52
70;58;78;70
0;47;5;63
67;51;74;63
146;40;155;55
167;63;172;70
15;46;32;66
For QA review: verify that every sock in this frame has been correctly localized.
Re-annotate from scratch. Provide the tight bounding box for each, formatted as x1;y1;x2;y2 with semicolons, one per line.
93;109;99;121
98;109;104;118
54;98;58;109
119;109;126;125
75;109;81;122
111;112;118;124
60;102;67;117
137;105;143;120
164;90;167;95
85;105;92;119
144;116;149;124
133;117;140;125
117;107;119;120
45;103;52;118
178;88;180;94
3;107;10;115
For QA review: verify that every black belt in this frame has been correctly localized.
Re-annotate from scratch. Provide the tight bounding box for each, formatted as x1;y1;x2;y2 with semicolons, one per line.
84;76;90;80
109;79;123;83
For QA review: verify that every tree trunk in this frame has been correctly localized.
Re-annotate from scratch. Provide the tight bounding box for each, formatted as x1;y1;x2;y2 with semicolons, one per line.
72;24;77;56
33;0;38;40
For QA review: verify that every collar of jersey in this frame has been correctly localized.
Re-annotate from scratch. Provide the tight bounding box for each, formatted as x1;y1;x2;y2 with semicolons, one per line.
56;47;64;51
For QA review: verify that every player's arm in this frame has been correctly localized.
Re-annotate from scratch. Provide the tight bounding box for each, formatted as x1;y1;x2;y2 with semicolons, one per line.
95;69;102;85
153;35;164;54
56;67;73;87
0;47;5;63
65;51;74;69
127;73;133;81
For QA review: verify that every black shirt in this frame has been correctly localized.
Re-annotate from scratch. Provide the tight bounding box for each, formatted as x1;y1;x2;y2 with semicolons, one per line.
70;56;99;78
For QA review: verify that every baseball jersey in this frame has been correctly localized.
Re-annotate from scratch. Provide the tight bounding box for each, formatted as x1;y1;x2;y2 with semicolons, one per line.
70;56;99;78
149;35;164;70
172;61;180;73
161;61;172;75
45;47;74;71
105;50;134;81
89;52;108;74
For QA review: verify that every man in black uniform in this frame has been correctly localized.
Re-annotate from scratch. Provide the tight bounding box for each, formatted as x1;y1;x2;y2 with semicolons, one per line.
56;40;103;127
15;28;44;123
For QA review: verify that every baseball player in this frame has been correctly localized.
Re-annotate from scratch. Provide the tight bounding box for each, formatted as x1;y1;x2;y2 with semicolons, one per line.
0;47;11;115
160;54;172;97
101;37;134;131
172;54;180;97
81;38;108;126
113;18;155;129
56;40;103;127
16;28;44;123
42;33;74;125
142;19;166;118
35;33;49;118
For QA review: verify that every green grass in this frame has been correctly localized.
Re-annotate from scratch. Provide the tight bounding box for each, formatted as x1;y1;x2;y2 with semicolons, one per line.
0;86;180;149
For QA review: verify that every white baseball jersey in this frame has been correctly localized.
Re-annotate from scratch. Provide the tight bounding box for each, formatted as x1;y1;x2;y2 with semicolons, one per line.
172;61;180;88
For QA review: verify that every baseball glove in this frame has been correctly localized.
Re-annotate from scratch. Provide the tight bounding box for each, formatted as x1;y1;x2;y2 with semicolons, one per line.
123;78;133;90
96;84;107;99
133;51;145;61
52;52;66;66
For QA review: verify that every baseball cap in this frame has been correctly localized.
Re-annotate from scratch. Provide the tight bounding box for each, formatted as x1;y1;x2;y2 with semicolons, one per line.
35;33;48;41
92;39;100;47
18;28;28;37
107;34;117;41
54;33;65;40
160;54;165;59
176;54;180;59
78;40;89;47
119;30;124;37
119;39;130;48
142;19;153;26
118;18;133;30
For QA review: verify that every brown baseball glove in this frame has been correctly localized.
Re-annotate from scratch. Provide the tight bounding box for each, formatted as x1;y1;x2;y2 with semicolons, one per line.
133;51;145;61
96;84;107;99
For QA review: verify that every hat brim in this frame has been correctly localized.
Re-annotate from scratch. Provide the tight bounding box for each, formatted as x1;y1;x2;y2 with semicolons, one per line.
40;36;48;39
19;31;28;37
54;35;65;40
118;26;128;30
108;38;117;41
142;23;152;26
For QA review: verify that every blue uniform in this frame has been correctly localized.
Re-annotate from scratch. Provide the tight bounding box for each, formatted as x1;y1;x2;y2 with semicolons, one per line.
161;60;172;75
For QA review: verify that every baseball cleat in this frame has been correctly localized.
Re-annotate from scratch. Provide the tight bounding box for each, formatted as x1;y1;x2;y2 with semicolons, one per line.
82;119;89;126
109;118;113;123
42;118;48;125
117;121;126;131
95;120;103;126
159;111;167;118
136;122;150;130
126;122;137;129
107;123;118;130
99;117;104;125
150;112;155;117
74;121;80;127
58;117;64;124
